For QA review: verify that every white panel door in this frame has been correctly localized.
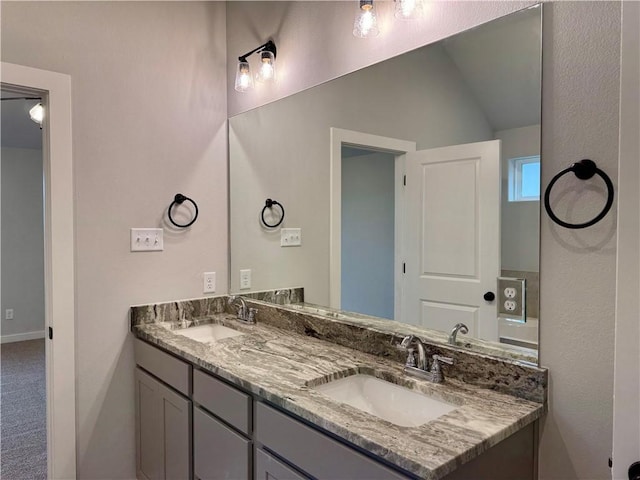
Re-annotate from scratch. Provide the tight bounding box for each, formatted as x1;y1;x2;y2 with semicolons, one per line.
402;140;500;341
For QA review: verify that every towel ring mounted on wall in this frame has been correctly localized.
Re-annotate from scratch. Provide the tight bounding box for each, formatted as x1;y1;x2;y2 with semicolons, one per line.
544;159;614;230
168;193;199;228
261;198;285;228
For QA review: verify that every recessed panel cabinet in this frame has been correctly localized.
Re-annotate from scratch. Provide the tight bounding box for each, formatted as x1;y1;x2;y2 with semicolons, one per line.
134;367;192;480
194;407;251;480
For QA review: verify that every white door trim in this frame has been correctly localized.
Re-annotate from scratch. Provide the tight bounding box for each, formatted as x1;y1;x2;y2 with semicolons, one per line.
612;2;640;477
2;62;76;479
329;128;416;315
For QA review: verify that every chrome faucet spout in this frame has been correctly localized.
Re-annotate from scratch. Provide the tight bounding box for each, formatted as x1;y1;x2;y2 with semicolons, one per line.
448;323;469;345
400;335;428;371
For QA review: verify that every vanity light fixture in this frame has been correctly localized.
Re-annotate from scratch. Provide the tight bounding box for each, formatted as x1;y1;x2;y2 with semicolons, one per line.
234;40;277;93
353;0;379;38
394;0;422;19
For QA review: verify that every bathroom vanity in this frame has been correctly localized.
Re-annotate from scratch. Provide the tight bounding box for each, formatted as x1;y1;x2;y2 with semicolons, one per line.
131;296;546;480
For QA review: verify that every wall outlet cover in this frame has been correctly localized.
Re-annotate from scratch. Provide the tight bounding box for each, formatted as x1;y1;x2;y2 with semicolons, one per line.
498;277;526;321
240;269;251;290
203;272;216;294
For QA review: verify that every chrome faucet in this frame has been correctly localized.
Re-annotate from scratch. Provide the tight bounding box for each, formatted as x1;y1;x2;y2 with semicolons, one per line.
399;335;454;383
400;335;428;370
448;323;469;346
228;295;257;324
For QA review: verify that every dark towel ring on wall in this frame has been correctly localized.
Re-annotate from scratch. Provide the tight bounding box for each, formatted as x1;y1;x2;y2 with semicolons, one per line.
544;159;614;229
261;199;285;228
168;193;199;228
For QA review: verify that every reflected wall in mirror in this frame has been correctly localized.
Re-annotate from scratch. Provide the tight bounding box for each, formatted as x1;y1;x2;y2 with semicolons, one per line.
229;6;542;363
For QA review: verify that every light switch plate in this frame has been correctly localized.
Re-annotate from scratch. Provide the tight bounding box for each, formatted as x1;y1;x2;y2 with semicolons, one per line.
131;228;164;252
498;277;526;321
281;228;302;247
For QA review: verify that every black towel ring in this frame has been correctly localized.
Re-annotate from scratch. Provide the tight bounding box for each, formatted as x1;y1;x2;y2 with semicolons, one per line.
261;199;285;228
168;193;199;228
544;159;614;229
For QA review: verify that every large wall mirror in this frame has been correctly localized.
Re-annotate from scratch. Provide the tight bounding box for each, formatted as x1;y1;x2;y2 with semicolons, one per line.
229;5;542;364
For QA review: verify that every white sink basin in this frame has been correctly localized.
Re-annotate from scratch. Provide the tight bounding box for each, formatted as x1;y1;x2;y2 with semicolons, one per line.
313;374;457;427
174;324;244;344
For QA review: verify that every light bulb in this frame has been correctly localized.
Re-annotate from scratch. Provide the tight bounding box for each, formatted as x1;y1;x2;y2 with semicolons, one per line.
256;51;276;83
395;0;422;19
234;60;254;92
353;1;379;38
29;103;44;125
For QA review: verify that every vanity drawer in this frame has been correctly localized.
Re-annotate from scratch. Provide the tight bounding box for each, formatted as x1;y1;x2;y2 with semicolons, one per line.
193;368;251;435
255;448;309;480
255;402;409;480
134;339;191;396
194;406;251;480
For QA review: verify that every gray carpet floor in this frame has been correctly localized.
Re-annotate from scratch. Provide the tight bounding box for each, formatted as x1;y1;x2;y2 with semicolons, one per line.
0;340;47;480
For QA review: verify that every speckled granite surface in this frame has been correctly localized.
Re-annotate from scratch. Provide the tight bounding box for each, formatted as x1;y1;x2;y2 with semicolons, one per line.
132;297;547;480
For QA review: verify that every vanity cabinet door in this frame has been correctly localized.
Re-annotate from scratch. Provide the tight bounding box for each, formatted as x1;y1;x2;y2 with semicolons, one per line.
135;367;192;480
194;406;251;480
255;449;309;480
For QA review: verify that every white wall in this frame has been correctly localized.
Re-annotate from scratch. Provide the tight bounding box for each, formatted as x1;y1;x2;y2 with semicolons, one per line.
496;125;540;272
229;43;493;304
1;147;45;341
341;151;395;320
1;2;228;478
227;2;621;478
538;3;619;478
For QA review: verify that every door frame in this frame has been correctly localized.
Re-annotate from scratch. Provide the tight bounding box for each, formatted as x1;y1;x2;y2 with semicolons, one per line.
1;62;76;479
329;127;416;318
612;2;639;477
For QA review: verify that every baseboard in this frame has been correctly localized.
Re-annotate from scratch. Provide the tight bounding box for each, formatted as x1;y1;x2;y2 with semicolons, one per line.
1;330;46;344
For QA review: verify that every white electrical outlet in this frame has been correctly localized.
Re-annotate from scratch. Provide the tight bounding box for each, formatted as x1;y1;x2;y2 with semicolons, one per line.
203;272;216;294
281;228;302;247
240;269;252;290
504;300;517;312
504;287;517;299
5;309;14;320
131;228;164;252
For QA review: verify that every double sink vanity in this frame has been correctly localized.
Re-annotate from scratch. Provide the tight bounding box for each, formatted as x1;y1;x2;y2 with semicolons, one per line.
131;293;547;480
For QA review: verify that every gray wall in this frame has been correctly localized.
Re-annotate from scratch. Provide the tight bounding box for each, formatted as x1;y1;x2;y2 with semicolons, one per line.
1;147;45;340
227;2;621;478
1;2;228;477
341;151;395;320
496;125;540;273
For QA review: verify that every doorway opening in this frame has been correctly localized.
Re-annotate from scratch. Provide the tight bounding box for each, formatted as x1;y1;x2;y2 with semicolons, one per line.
0;88;47;477
329;127;416;321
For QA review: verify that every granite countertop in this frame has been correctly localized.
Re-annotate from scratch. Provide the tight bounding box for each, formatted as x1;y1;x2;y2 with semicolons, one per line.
133;313;545;480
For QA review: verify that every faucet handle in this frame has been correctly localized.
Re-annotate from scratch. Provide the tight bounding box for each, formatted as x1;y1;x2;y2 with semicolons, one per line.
432;354;453;365
248;308;257;322
399;335;414;349
404;347;416;368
